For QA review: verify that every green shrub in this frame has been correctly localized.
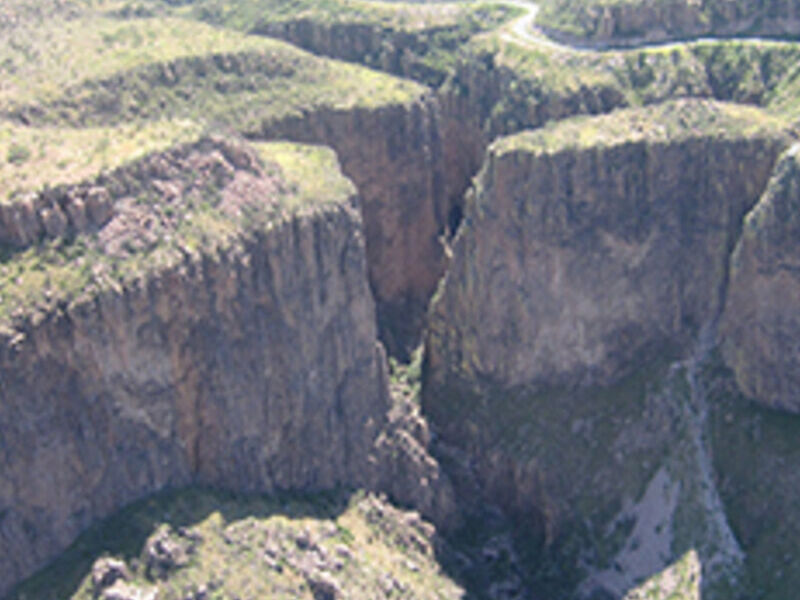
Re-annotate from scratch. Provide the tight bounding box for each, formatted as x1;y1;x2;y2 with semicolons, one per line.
7;142;31;165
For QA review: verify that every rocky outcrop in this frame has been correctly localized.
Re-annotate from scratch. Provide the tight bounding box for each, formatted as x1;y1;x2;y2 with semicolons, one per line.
4;32;480;357
426;100;790;391
444;51;629;142
721;143;800;413
0;139;391;596
253;19;452;87
421;100;792;596
257;99;456;358
0;137;265;249
539;0;800;46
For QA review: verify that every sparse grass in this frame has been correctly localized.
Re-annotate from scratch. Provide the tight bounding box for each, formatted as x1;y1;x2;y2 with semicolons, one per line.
182;0;495;32
0;16;289;110
0;119;202;200
254;142;356;208
8;488;462;600
3;23;425;129
535;0;800;41
492;99;790;155
461;31;800;137
0;140;354;329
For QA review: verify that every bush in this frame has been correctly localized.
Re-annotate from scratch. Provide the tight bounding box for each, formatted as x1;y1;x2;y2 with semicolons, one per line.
7;143;31;165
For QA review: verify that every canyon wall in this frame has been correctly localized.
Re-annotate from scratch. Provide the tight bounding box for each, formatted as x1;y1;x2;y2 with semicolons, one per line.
721;143;800;413
539;0;800;46
0;140;392;596
254;19;451;87
422;100;793;595
426;100;789;391
7;46;468;357
258;98;473;357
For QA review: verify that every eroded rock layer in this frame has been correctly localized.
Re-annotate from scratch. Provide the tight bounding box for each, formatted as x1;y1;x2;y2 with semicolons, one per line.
0;139;390;595
421;99;794;596
721;143;800;413
426;100;791;391
259;99;454;357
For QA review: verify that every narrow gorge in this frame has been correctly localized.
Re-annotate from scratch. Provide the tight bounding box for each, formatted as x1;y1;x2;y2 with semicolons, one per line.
2;2;800;600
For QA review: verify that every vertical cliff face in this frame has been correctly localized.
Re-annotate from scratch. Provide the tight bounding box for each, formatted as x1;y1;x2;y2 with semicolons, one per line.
426;101;789;391
421;100;792;596
721;144;800;413
253;20;448;86
258;98;456;358
0;140;392;595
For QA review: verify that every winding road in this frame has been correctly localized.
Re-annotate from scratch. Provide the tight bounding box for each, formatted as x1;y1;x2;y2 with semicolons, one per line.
496;0;800;53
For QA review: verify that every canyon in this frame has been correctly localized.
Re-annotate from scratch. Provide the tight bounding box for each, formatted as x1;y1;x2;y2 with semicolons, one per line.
2;2;800;600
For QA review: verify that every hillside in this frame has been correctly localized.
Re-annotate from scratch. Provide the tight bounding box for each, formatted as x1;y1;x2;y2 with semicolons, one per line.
536;0;800;45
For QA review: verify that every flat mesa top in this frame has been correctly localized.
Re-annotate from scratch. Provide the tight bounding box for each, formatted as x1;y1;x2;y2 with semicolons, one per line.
0;14;425;200
493;99;793;156
0;16;425;111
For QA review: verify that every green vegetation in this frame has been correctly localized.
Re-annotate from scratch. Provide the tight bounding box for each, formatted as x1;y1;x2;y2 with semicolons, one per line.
707;359;800;600
0;120;202;200
622;550;701;600
535;0;800;41
185;0;481;31
389;344;424;402
0;140;353;329
0;16;280;110
1;16;425;126
459;30;800;137
492;99;789;155
254;141;357;208
9;487;462;600
179;0;522;85
0;8;424;200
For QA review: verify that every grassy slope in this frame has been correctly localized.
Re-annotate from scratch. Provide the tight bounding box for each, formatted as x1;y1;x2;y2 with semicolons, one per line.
0;13;425;118
0;9;425;199
0;141;351;330
493;98;788;154
0;120;201;201
8;488;463;600
535;0;800;40
455;30;800;141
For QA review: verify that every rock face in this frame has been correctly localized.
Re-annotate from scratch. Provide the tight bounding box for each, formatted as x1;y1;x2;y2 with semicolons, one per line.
0;141;391;596
421;101;791;595
0;138;265;249
540;0;800;46
426;100;789;391
444;52;629;142
259;99;455;357
254;19;450;86
721;144;800;413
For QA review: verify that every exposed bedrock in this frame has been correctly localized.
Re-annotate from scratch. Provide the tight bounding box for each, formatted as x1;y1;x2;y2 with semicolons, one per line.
443;54;630;142
426;100;791;391
721;143;800;413
258;96;483;358
0;142;394;595
540;0;800;46
422;99;793;594
0;139;266;250
254;19;451;87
